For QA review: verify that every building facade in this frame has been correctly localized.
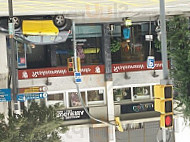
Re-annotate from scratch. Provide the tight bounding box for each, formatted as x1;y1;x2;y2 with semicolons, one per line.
0;21;173;142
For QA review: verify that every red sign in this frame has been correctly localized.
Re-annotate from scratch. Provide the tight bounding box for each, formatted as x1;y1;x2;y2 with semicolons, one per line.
18;61;165;80
112;61;163;73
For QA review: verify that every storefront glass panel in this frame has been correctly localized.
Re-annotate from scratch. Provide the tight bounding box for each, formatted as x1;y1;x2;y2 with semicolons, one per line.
48;93;64;101
113;88;131;102
69;92;86;107
133;86;151;101
87;90;104;103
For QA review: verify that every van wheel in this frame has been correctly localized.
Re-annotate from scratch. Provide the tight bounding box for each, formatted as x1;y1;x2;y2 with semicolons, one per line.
13;17;21;29
53;15;66;28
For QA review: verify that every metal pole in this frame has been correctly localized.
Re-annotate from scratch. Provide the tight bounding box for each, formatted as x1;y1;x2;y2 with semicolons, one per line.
72;21;78;72
162;128;166;142
149;20;152;55
8;0;18;101
160;0;169;80
160;0;168;142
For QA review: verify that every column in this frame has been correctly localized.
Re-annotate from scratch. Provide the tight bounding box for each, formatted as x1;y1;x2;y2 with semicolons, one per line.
102;24;116;142
0;34;9;120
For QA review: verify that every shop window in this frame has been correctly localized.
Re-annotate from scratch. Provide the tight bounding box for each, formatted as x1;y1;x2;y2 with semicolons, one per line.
56;25;103;66
113;88;131;102
111;23;161;63
87;90;104;105
133;86;151;101
16;41;27;68
69;92;86;107
48;93;64;101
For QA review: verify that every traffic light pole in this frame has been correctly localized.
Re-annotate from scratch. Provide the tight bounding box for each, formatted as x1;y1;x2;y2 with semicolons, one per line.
159;0;169;142
8;0;18;112
159;0;169;82
72;21;78;72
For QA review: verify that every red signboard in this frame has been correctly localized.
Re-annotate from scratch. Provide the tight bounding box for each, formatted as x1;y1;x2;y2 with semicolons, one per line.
112;61;163;73
18;61;165;80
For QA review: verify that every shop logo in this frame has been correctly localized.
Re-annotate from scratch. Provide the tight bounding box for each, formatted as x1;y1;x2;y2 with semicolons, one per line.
22;71;28;79
95;66;101;73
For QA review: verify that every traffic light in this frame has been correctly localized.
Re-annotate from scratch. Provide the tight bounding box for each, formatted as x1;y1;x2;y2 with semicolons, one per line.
160;114;173;128
77;57;81;72
154;85;173;128
154;85;173;99
115;117;123;132
154;99;173;113
67;57;81;72
67;57;74;72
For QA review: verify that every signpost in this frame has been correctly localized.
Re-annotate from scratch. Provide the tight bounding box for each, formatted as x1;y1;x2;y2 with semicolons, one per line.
74;72;82;83
147;56;155;69
17;92;47;102
0;89;11;102
18;86;48;93
17;86;48;102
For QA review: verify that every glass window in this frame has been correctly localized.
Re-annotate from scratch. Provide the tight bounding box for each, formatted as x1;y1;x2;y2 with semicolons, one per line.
87;90;104;102
16;41;27;68
48;93;63;101
69;92;86;107
113;88;131;102
133;86;151;100
56;25;103;67
111;23;161;64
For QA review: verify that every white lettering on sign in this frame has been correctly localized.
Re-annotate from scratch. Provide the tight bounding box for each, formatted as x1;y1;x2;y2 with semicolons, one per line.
154;63;162;68
95;66;101;73
57;110;86;120
32;69;67;78
113;64;144;72
81;68;91;73
22;71;28;79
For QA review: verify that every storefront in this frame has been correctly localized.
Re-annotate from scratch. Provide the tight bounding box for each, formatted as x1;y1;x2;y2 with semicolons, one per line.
46;87;106;108
12;22;161;69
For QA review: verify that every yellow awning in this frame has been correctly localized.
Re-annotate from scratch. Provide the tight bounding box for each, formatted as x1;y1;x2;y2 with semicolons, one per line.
83;48;100;54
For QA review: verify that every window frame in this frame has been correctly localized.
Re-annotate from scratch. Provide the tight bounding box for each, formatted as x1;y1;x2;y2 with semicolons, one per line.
66;87;106;108
113;83;156;103
46;91;65;106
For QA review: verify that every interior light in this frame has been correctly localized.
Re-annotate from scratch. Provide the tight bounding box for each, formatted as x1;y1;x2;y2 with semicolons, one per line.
125;19;132;26
30;44;35;48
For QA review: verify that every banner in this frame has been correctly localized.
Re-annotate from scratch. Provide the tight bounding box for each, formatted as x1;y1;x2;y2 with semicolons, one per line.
18;61;165;79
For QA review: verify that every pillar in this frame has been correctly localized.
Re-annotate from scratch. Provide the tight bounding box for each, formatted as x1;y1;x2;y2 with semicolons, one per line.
102;24;116;142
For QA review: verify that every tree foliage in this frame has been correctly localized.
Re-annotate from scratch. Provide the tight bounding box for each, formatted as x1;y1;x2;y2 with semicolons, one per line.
167;16;190;119
0;101;67;142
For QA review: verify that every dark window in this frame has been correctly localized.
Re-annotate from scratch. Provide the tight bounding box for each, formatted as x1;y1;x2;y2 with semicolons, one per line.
87;90;104;102
48;93;63;101
113;88;131;102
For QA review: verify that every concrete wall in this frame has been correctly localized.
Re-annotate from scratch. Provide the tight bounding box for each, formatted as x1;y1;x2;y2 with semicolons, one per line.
60;125;90;142
113;70;163;87
0;34;9;117
19;74;105;91
19;70;163;91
